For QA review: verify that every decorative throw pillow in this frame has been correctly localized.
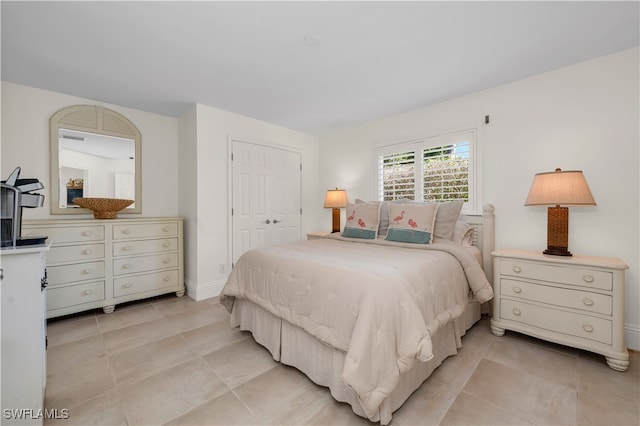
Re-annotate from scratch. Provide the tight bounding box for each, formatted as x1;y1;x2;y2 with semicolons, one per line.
342;202;380;239
385;203;438;244
356;199;390;238
433;200;464;240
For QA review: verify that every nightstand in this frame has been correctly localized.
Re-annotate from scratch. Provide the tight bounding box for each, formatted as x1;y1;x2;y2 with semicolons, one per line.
306;232;331;240
491;249;629;371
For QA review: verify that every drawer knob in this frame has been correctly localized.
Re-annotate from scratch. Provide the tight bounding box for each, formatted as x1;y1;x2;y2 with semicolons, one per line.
163;243;170;248
583;275;594;283
512;266;522;273
83;289;93;296
512;308;522;316
83;249;92;255
123;263;131;269
123;283;132;289
83;231;92;237
513;286;522;294
83;269;92;274
163;227;170;232
162;259;170;264
583;298;594;306
122;246;131;252
163;277;170;282
123;229;131;234
583;324;594;333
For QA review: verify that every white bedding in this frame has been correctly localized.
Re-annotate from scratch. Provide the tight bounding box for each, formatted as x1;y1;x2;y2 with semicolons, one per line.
220;234;493;421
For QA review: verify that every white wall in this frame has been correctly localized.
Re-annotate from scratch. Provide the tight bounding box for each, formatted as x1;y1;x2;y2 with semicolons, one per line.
178;103;320;300
1;82;180;219
318;48;640;349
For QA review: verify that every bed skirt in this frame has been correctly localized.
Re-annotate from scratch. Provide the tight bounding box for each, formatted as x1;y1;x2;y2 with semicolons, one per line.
229;299;481;424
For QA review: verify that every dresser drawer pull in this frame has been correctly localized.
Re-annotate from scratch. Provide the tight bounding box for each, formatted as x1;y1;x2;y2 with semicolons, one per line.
583;324;594;333
163;243;170;248
123;264;132;270
83;249;92;255
122;246;132;252
512;266;522;273
583;275;594;283
83;269;93;275
83;289;93;296
512;286;522;294
163;277;170;282
512;308;522;316
163;227;170;232
583;298;594;306
162;259;170;264
82;231;92;237
122;229;131;235
123;283;132;289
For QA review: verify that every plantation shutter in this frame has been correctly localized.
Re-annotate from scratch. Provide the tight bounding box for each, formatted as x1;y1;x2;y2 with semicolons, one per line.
378;150;416;201
423;141;469;202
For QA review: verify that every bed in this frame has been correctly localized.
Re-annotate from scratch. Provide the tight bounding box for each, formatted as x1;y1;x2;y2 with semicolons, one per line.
220;202;495;424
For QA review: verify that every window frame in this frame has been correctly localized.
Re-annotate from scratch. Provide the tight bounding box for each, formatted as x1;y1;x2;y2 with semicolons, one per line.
373;128;479;214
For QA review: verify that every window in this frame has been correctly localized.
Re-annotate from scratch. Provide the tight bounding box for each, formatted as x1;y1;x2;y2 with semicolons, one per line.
376;129;476;211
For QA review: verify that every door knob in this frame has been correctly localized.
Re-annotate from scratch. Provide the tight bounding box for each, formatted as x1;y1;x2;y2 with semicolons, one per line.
265;219;271;224
273;219;281;224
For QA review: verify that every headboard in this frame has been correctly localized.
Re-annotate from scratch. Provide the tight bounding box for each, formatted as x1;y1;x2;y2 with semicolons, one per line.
459;203;495;285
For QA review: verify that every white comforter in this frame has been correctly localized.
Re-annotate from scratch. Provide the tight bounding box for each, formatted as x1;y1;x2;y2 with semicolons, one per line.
220;235;493;420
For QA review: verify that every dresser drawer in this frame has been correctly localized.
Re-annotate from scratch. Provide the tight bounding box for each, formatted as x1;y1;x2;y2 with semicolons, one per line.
23;225;105;244
113;253;179;276
112;222;178;240
500;259;612;290
47;281;105;310
501;279;612;315
113;238;178;257
47;243;105;264
47;261;106;286
113;269;179;297
500;299;612;345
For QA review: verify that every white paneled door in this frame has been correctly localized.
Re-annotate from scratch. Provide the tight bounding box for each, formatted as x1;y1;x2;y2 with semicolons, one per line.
231;140;301;264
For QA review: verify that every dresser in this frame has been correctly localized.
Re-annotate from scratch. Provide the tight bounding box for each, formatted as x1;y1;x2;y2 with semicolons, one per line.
23;217;184;318
1;244;49;424
491;249;629;371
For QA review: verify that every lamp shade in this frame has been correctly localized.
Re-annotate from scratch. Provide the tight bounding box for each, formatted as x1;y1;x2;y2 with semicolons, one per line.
525;168;596;206
324;188;348;208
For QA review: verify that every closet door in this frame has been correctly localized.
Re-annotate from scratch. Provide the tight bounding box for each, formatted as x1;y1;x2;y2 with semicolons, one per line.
231;140;301;264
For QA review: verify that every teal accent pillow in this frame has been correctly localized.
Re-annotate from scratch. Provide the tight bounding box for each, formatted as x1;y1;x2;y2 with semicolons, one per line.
386;227;432;244
341;202;380;239
385;203;438;244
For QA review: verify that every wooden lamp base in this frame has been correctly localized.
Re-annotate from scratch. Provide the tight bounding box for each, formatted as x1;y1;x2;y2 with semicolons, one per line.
331;208;341;233
544;206;572;256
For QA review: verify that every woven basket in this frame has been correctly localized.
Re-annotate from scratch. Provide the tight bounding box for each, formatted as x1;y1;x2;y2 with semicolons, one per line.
72;197;134;219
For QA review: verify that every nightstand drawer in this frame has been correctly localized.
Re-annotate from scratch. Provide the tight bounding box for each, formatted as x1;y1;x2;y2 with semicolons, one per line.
500;259;612;290
501;279;612;315
500;299;611;345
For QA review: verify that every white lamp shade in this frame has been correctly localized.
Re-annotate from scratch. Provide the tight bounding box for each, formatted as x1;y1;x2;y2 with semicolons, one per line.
525;168;596;206
324;189;348;208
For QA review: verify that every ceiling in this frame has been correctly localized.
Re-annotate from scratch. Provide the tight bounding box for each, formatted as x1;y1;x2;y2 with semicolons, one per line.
2;1;638;136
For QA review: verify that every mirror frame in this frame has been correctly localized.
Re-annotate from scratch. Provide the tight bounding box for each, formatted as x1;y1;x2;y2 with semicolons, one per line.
50;105;142;214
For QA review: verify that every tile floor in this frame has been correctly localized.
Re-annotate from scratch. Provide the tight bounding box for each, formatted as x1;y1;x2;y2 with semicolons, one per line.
44;295;640;425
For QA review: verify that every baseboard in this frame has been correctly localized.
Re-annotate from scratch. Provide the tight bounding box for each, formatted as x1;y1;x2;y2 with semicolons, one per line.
185;277;226;301
625;323;640;351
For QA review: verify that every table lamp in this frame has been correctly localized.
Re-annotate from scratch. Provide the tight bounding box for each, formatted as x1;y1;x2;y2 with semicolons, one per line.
525;168;596;256
324;188;348;233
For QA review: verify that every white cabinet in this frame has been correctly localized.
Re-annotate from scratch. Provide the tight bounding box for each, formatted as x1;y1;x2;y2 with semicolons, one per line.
1;244;49;425
23;218;184;318
491;249;629;371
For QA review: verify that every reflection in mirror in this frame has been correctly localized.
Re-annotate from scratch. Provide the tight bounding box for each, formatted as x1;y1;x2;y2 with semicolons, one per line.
58;129;136;209
50;105;141;215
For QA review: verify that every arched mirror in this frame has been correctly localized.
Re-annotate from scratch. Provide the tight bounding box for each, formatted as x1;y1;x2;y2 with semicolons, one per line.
50;105;142;214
